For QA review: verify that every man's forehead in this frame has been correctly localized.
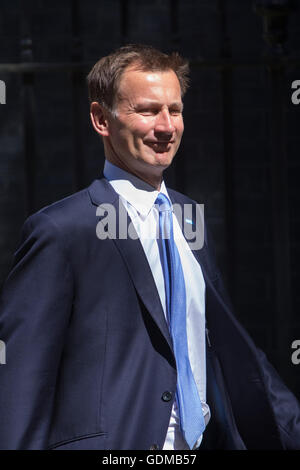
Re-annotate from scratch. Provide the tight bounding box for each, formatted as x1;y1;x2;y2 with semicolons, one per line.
121;65;179;84
117;67;182;99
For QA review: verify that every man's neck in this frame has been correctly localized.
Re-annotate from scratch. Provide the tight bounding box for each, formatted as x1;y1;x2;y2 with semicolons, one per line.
105;158;163;191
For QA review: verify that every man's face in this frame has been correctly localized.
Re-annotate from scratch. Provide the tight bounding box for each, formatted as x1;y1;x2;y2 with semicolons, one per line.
104;66;184;180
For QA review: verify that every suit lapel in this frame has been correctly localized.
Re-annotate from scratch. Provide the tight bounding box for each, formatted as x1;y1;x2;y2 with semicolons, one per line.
167;190;224;339
168;189;213;282
88;178;173;352
88;178;219;358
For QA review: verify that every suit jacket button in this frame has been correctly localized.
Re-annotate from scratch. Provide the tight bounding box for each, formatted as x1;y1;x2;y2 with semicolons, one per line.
149;444;159;450
161;391;173;402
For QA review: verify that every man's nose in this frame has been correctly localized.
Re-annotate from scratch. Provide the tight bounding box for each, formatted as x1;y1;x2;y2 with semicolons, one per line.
154;109;175;135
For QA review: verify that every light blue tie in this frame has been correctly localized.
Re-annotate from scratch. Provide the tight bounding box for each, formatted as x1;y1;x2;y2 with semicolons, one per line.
155;193;205;449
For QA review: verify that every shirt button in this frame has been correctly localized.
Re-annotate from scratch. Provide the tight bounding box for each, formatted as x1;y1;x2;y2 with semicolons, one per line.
161;391;173;402
149;444;159;450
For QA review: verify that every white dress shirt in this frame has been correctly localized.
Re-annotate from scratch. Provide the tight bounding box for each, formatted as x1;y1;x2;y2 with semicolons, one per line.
103;160;210;450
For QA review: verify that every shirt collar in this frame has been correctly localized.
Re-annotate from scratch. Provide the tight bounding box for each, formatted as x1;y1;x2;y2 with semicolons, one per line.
103;160;169;217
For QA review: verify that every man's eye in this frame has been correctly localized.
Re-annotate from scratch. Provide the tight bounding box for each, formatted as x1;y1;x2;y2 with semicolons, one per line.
170;110;182;115
139;109;156;115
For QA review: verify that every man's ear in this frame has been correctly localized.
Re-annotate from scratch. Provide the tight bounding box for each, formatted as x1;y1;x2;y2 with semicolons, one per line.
90;102;110;137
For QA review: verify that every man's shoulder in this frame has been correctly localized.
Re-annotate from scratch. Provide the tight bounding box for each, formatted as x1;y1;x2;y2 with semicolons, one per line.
23;178;111;235
30;178;110;219
29;187;89;227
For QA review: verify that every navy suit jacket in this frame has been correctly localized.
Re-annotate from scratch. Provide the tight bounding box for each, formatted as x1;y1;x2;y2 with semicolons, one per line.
0;177;300;450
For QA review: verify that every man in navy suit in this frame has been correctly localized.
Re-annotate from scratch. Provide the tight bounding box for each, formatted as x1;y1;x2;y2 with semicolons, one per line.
0;44;300;450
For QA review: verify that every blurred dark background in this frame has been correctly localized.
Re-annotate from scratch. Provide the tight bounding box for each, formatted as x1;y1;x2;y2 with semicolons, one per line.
0;0;300;399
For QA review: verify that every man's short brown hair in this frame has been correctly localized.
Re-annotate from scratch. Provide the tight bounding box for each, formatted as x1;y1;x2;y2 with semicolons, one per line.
87;44;189;112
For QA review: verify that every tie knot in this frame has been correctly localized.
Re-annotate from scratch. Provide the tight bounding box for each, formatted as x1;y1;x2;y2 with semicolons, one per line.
155;193;172;212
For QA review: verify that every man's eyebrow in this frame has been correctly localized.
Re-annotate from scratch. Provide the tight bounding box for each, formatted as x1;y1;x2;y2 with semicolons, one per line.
135;100;184;108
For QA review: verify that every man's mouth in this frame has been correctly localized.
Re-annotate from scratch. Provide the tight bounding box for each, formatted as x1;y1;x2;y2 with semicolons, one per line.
145;141;174;152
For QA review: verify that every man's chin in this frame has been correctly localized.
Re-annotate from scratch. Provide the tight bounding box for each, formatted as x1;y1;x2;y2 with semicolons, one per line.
145;149;176;167
140;156;171;173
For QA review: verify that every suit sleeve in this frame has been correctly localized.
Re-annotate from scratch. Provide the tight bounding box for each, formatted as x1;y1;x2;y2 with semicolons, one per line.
205;222;300;449
0;211;74;449
256;348;300;449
